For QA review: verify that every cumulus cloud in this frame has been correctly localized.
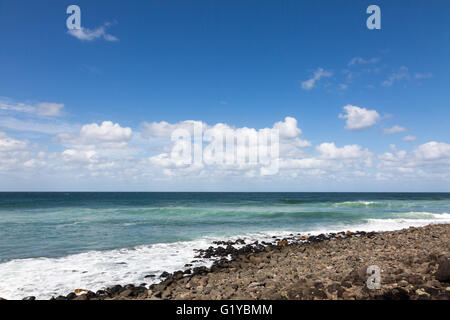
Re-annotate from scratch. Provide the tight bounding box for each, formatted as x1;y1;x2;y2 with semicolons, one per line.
301;68;332;90
145;117;307;175
62;149;98;163
273;117;302;139
384;125;407;135
1;114;449;188
316;142;371;160
414;142;450;160
57;121;132;147
80;121;132;143
141;120;203;138
339;105;381;131
67;23;118;42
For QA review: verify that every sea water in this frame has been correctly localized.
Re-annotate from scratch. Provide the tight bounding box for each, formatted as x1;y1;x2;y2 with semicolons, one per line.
0;192;449;299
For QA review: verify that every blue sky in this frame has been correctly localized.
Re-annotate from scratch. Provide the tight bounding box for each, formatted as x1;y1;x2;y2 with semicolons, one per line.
0;0;449;191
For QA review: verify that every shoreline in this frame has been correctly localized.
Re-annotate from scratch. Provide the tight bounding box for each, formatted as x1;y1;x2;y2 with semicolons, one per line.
11;223;448;300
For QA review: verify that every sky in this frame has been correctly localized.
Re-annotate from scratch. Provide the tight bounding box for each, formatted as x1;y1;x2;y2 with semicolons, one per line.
0;0;449;191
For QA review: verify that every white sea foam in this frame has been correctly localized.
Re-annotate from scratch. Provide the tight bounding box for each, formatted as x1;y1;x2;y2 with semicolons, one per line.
0;212;449;300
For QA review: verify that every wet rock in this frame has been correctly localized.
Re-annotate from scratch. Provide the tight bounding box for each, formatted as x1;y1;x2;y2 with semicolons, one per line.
22;296;36;301
66;292;77;300
119;289;135;297
107;285;123;295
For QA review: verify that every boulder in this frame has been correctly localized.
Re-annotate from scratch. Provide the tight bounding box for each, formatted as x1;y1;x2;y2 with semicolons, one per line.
435;259;450;282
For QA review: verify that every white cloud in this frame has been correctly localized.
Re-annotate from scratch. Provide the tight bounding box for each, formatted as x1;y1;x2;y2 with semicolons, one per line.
403;135;417;141
58;121;132;147
141;120;202;138
0;117;78;135
316;142;371;160
348;57;380;66
384;125;407;135
414;142;450;160
0;114;449;189
339;105;381;131
0;132;28;151
62;149;98;163
80;121;132;143
35;103;64;116
0;100;64;117
273;117;302;139
301;68;332;90
67;24;118;42
382;66;409;87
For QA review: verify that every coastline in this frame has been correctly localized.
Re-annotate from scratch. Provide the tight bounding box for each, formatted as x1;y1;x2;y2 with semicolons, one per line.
15;223;448;300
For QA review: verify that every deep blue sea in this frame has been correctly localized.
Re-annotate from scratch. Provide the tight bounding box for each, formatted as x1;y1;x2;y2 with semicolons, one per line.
0;192;449;299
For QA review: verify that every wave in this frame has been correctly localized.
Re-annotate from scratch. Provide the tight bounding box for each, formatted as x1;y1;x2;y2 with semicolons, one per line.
332;201;389;208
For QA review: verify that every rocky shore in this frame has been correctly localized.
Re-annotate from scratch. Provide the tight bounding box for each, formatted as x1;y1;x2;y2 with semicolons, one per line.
11;224;450;300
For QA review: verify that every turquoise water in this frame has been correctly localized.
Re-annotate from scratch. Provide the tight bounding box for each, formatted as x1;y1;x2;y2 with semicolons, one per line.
0;192;449;299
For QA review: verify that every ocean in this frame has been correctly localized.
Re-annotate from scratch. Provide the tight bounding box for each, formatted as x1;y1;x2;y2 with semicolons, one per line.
0;192;449;299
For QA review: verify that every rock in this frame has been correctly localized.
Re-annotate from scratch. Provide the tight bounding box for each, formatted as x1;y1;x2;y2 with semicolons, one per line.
383;287;410;300
66;292;77;300
398;280;409;287
277;241;288;247
248;282;264;288
160;271;170;278
73;294;88;300
374;239;384;245
435;259;450;282
95;290;108;297
107;285;123;295
0;297;6;300
119;289;134;297
327;283;340;293
341;281;352;288
415;288;430;299
407;274;423;285
344;266;367;285
74;289;88;294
